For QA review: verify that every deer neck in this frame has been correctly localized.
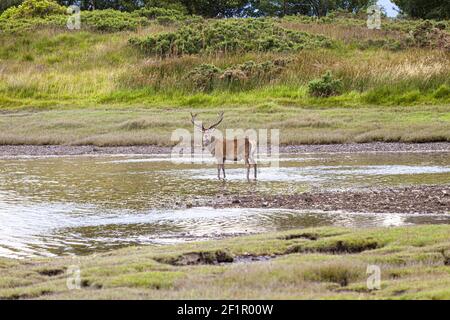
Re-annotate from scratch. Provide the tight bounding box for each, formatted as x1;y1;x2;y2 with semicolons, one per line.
205;136;216;155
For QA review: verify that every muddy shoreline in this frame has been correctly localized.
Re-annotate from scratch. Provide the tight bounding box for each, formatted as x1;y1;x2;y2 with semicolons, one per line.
0;142;449;157
212;185;450;214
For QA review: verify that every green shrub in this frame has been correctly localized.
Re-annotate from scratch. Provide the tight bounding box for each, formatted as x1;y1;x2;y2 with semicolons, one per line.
0;8;151;33
1;0;65;19
308;71;343;98
221;58;291;85
130;18;333;57
186;58;292;91
82;9;149;32
186;64;222;92
434;21;448;30
133;7;185;20
411;20;450;49
132;7;201;26
0;14;67;32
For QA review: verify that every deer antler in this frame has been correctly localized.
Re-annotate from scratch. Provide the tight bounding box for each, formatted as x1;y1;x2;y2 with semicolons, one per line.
190;112;205;131
206;111;224;130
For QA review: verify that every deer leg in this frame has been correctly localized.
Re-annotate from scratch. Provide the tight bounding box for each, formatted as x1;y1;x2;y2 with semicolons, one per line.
217;165;221;179
248;149;257;180
244;157;250;181
222;164;226;179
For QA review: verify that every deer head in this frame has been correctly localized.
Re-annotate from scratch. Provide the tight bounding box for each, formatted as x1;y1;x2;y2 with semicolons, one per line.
190;112;224;147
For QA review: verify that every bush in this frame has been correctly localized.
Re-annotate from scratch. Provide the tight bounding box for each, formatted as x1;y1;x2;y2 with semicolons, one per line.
221;58;291;85
130;18;333;57
133;7;185;20
1;0;65;19
308;71;343;98
187;58;293;91
132;7;202;26
0;8;151;33
186;64;222;91
82;9;149;32
0;14;66;32
410;20;450;50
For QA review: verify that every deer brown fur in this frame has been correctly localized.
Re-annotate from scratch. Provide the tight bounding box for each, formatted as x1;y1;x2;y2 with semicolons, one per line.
191;112;257;180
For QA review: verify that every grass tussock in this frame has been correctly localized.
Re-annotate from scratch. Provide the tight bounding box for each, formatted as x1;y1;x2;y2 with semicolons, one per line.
303;261;363;287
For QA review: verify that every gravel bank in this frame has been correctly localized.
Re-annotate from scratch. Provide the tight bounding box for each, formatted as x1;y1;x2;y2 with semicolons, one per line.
0;142;449;157
213;185;450;214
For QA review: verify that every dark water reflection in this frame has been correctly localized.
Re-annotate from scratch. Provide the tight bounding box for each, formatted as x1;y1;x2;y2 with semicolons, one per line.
0;152;449;258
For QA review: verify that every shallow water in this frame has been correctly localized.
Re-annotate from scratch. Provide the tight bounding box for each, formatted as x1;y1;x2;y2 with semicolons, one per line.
0;152;449;258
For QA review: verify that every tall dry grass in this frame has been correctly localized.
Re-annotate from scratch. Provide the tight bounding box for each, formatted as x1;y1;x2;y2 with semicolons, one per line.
279;21;405;43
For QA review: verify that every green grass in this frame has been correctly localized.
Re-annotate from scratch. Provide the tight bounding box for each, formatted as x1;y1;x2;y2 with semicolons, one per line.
0;225;448;299
0;105;449;146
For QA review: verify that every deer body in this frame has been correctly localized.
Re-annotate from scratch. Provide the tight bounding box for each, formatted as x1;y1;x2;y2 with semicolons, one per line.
206;136;257;180
191;112;257;180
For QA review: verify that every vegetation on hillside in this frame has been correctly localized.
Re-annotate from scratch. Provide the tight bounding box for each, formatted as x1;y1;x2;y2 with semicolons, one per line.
2;0;448;20
129;18;333;57
0;0;374;17
0;0;192;32
0;0;449;145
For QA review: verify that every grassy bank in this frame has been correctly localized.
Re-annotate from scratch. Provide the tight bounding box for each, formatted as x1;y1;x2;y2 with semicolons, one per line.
0;225;449;299
1;105;449;145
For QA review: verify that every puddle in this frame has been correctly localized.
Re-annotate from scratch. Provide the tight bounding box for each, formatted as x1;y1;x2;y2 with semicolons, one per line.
0;152;449;259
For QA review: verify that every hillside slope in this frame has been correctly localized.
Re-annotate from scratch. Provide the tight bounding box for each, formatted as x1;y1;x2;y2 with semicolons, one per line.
0;5;449;145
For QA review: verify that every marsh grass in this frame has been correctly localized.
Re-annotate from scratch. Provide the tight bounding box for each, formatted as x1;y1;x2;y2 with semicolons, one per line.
303;261;364;287
0;105;449;146
0;225;449;299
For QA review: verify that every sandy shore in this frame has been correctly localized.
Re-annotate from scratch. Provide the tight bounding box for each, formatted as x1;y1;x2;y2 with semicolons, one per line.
0;142;449;157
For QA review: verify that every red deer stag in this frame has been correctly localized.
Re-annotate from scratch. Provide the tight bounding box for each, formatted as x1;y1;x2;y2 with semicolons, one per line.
190;112;257;180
